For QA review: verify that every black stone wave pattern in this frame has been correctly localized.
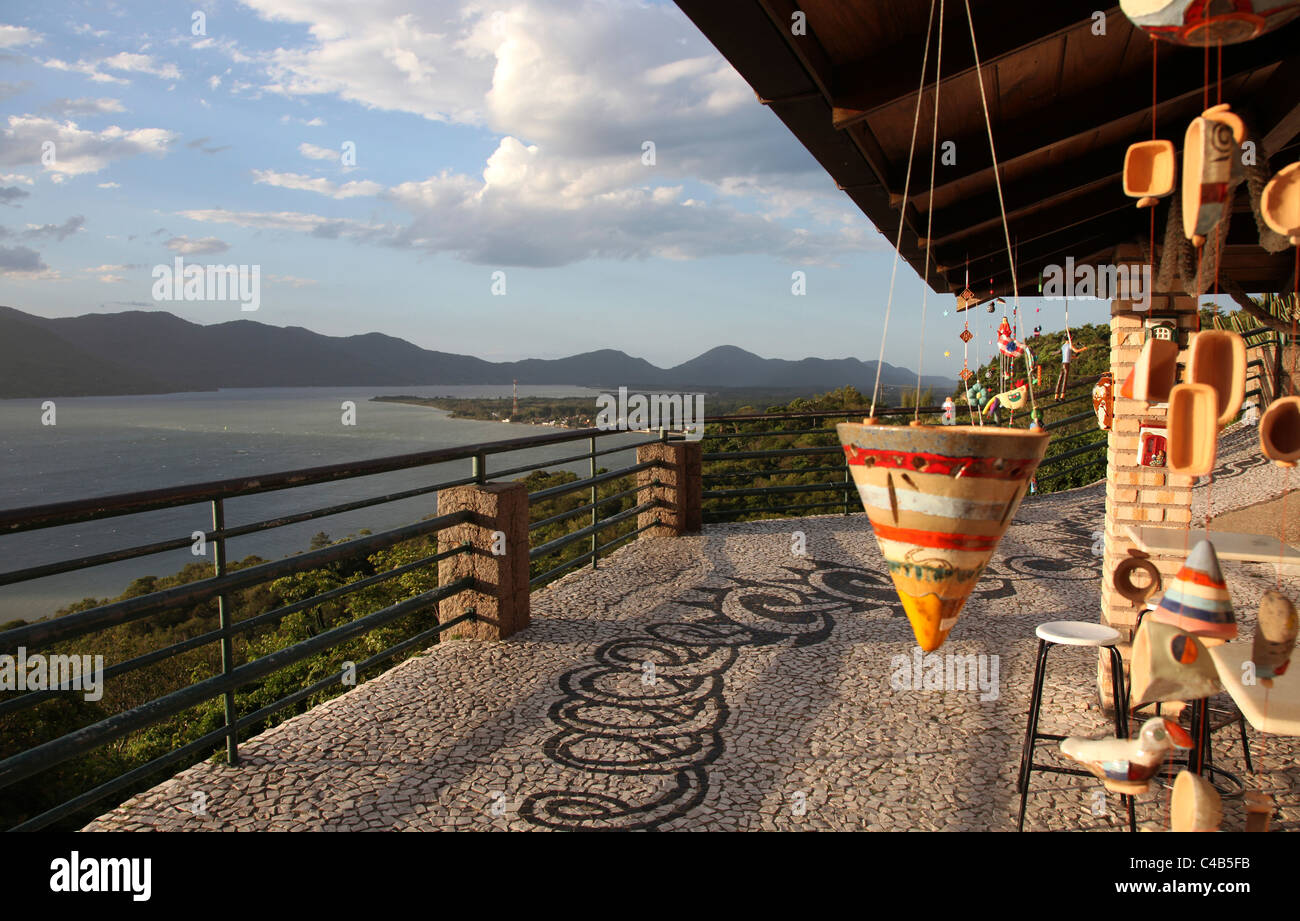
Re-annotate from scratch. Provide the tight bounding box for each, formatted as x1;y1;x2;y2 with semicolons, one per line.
516;537;1093;832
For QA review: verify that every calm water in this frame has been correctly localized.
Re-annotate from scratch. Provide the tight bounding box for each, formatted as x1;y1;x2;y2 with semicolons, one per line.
0;385;639;622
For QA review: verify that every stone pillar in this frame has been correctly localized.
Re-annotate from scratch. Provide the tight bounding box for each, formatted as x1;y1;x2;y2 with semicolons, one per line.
636;441;703;537
436;482;530;640
1099;295;1200;702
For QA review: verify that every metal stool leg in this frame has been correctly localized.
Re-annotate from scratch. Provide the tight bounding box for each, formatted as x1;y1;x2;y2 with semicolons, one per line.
1239;716;1254;774
1105;645;1136;833
1017;639;1051;831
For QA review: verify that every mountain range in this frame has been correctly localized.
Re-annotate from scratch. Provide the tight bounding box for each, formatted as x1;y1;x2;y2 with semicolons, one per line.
0;305;955;399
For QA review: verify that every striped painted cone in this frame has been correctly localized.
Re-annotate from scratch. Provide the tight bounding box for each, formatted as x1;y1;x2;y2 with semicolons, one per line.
1149;539;1237;642
837;423;1051;651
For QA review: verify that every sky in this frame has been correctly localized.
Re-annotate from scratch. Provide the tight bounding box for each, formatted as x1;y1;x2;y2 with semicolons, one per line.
0;0;1117;373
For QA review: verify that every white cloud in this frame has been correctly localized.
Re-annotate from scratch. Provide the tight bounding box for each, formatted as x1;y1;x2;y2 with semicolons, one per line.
0;25;42;48
0;172;33;185
298;142;336;161
165;235;229;255
252;168;382;199
0;244;52;277
42;97;126;116
266;273;317;287
41;51;181;84
0;115;174;177
97;181;120;189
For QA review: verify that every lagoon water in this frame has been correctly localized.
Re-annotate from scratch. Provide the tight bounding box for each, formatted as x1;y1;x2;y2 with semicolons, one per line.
0;385;636;622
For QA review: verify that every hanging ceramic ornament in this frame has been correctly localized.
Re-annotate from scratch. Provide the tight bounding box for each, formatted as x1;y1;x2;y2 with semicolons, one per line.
1093;372;1115;430
1187;330;1246;426
1253;590;1298;685
1148;539;1237;642
1183;104;1246;247
1120;0;1300;46
1129;618;1222;706
1261;162;1300;243
960;324;974;344
1124;139;1178;208
1060;717;1193;795
1171;770;1223;832
1028;409;1043;432
1166;383;1218;476
1132;336;1179;404
1260;396;1300;466
837;422;1049;651
941;397;957;425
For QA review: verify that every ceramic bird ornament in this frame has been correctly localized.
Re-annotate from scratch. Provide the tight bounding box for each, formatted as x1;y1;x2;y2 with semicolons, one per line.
1060;717;1194;795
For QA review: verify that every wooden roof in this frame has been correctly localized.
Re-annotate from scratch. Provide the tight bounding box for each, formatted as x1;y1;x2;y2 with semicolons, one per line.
674;1;1300;298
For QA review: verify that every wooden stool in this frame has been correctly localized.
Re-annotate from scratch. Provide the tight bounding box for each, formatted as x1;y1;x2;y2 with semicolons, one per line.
1016;621;1136;832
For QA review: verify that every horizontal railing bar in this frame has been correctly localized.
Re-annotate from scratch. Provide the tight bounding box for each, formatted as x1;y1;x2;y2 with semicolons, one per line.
1044;409;1098;431
0;425;648;536
0;510;471;653
526;462;658;503
0;575;473;792
1036;450;1108;481
702;446;843;462
703;465;847;480
0;542;472;719
528;501;659;560
704;499;849;519
487;437;656;481
529;520;659;588
1038;439;1108;468
701;427;840;440
703;482;848;500
527;485;646;532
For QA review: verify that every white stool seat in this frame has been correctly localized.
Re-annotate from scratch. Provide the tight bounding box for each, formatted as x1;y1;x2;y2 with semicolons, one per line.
1035;620;1121;647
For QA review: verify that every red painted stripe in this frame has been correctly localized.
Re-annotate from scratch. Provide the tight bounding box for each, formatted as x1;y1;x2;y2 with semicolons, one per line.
870;521;998;552
843;445;1032;480
1174;568;1227;590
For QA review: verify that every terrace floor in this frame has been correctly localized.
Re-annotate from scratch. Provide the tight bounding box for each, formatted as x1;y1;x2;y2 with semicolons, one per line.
88;425;1300;832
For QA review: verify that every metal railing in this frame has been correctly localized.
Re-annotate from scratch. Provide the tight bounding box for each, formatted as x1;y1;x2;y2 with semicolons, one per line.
0;424;667;831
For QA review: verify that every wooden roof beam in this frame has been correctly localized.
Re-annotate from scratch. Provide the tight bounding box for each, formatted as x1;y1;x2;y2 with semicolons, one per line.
830;4;1120;129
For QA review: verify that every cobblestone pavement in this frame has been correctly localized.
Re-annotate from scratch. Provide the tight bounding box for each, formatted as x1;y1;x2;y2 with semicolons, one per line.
89;445;1300;832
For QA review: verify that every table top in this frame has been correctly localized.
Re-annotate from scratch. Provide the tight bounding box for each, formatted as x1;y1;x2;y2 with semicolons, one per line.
1209;642;1300;736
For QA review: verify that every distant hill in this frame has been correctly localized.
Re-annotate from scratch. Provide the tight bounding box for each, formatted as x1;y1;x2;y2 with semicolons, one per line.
0;305;955;398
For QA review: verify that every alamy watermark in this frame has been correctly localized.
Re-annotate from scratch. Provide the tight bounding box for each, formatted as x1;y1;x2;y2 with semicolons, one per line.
152;257;261;311
1;646;104;701
889;647;1000;701
1041;256;1151;311
595;387;705;441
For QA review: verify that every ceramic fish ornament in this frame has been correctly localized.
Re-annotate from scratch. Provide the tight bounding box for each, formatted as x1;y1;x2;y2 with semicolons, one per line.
837;422;1049;651
1148;539;1237;642
1060;717;1194;795
1129;618;1222;706
1253;590;1298;686
1121;0;1300;46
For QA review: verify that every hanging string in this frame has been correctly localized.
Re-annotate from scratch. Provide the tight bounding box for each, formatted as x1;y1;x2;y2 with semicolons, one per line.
915;0;946;422
870;0;940;419
962;0;1036;420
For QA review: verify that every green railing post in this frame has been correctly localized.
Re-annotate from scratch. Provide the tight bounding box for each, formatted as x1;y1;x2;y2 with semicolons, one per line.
589;436;598;569
473;452;486;484
210;499;239;766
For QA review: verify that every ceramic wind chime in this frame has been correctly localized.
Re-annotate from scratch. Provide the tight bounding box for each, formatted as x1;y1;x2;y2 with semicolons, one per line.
1147;539;1238;642
1059;717;1194;795
1170;771;1222;833
1259;162;1300;466
1183;104;1246;248
1120;0;1300;46
1129;618;1223;705
1253;590;1298;686
1124;139;1177;209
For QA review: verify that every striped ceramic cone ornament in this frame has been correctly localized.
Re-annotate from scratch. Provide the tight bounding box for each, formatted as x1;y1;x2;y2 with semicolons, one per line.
837;422;1050;651
1148;539;1237;642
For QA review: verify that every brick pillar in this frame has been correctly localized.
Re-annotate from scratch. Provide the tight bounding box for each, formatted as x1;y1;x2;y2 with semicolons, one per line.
435;482;530;640
636;441;702;537
1098;297;1200;704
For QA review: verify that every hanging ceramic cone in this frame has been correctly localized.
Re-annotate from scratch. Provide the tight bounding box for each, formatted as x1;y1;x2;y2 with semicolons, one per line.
1260;396;1300;467
1182;104;1246;246
1253;590;1299;685
1166;383;1217;476
1187;330;1246;426
837;422;1049;651
1123;139;1177;208
1261;161;1300;244
1171;771;1222;832
1148;539;1237;642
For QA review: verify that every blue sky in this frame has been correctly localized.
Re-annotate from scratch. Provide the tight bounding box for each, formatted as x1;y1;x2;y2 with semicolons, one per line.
0;0;1116;372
